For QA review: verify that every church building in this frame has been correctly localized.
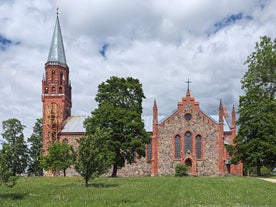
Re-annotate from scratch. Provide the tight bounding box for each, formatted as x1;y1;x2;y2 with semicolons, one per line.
42;14;243;177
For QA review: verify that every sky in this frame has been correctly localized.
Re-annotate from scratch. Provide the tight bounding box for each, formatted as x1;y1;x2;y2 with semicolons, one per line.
0;0;276;141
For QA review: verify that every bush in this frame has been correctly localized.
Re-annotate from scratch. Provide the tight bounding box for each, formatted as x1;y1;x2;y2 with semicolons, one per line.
175;163;190;177
260;166;272;177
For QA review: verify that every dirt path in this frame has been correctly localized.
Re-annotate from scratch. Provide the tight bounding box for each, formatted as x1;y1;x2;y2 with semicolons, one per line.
258;178;276;183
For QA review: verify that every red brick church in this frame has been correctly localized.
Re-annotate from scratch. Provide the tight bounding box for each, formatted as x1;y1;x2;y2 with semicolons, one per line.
42;14;243;176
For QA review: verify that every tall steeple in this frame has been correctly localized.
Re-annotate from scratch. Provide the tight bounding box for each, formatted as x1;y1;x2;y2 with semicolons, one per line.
42;11;72;155
47;10;67;66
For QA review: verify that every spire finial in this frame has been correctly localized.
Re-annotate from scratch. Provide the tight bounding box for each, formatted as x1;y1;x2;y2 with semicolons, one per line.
186;78;192;92
56;8;59;16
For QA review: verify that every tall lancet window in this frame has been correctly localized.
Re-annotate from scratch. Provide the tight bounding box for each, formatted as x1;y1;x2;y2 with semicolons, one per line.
184;131;192;155
147;142;152;163
196;135;202;159
60;73;63;84
174;135;181;159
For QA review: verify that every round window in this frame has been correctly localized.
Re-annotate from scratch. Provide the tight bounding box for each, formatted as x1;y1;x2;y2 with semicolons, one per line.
185;113;192;121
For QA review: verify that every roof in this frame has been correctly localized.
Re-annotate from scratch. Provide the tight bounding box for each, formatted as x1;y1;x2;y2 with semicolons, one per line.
60;113;232;134
61;115;165;133
61;116;86;133
47;14;67;65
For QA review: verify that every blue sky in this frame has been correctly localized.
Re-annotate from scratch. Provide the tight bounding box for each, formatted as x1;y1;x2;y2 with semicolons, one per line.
0;0;276;140
0;35;12;51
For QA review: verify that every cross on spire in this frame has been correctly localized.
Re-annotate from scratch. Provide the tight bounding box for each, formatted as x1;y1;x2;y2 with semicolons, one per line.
186;78;192;92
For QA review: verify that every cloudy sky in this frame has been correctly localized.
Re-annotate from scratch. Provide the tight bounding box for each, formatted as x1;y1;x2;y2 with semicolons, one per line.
0;0;275;140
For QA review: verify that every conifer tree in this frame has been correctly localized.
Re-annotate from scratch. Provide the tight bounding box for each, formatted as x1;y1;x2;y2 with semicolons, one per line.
27;118;43;176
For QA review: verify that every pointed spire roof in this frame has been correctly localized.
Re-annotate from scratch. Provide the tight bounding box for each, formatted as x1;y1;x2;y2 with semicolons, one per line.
47;11;67;66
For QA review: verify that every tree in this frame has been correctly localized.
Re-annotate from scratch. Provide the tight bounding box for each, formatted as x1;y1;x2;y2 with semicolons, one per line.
84;76;150;177
1;118;28;176
229;36;276;176
27;118;43;176
75;128;115;187
41;142;75;176
0;149;17;187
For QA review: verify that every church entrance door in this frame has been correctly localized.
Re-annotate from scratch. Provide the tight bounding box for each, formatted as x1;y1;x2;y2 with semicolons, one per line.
185;158;192;167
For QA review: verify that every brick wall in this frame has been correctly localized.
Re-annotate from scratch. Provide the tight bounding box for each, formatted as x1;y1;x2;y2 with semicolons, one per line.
157;108;220;176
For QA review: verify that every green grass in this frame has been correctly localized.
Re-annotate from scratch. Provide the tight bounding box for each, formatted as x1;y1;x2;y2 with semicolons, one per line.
0;176;275;207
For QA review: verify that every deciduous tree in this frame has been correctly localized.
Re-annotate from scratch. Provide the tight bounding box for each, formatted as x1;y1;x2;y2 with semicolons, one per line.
41;142;75;176
75;128;114;187
228;36;276;176
0;149;17;187
1;118;28;176
84;76;150;177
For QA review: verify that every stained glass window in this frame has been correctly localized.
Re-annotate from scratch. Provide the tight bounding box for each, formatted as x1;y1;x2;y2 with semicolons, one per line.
147;142;152;163
185;113;192;121
175;135;181;159
196;135;202;159
184;132;192;155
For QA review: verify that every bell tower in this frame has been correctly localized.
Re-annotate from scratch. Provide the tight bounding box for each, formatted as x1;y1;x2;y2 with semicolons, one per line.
42;11;72;154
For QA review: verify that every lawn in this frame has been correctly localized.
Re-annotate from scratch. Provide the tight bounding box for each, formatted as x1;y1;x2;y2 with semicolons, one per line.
0;176;275;207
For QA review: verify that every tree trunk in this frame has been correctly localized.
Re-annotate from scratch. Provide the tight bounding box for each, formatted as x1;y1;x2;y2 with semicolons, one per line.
111;163;118;177
12;166;17;176
85;176;89;187
63;169;66;177
256;160;261;176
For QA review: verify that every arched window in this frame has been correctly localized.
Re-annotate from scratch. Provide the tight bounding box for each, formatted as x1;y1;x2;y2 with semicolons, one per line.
175;135;181;159
184;131;192;155
196;135;202;159
51;70;55;81
60;73;63;84
147;142;152;163
51;86;55;94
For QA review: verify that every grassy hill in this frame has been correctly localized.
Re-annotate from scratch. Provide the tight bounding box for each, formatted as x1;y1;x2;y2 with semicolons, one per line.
0;176;275;207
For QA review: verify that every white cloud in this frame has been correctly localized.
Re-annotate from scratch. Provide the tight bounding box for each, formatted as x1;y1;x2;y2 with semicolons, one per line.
0;0;276;140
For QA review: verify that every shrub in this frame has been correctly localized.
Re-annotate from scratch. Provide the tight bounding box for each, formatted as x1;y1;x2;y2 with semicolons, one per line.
175;163;190;177
260;166;272;177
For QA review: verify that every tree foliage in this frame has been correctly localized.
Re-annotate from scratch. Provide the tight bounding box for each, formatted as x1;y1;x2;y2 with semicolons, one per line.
1;118;28;176
41;142;75;176
75;128;115;187
0;149;17;187
27;118;43;176
229;36;276;176
84;76;150;177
